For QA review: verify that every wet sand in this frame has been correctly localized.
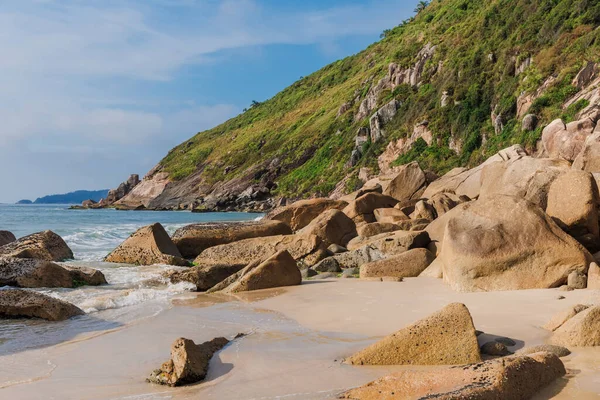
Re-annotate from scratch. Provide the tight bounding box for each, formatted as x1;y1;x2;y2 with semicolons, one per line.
1;278;599;399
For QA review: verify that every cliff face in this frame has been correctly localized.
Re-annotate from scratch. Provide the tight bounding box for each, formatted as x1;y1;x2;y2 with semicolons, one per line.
114;0;600;211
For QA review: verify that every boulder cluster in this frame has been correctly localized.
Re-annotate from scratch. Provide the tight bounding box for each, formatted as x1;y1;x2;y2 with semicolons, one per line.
0;231;106;321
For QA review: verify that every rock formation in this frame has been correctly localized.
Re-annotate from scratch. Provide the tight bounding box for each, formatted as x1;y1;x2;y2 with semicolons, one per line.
105;174;140;205
0;230;73;261
0;231;16;247
0;257;106;288
346;303;480;366
0;289;84;321
105;223;188;266
266;198;347;231
172;220;292;258
341;352;566;400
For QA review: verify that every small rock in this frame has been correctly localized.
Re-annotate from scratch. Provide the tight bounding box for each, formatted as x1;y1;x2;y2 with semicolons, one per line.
341;268;359;278
327;244;348;254
313;257;342;273
557;296;566;300
311;272;338;280
481;341;511;356
517;345;571;358
495;337;516;346
567;271;587;289
301;268;317;279
147;336;231;387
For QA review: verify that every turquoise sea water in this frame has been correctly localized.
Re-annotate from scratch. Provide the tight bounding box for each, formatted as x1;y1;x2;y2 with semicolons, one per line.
0;204;261;354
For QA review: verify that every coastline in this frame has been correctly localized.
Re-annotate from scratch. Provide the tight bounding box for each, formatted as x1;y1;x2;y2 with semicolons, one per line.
1;278;599;399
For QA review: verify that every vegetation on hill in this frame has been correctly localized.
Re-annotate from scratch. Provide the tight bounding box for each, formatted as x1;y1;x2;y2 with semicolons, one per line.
34;190;110;204
158;0;600;199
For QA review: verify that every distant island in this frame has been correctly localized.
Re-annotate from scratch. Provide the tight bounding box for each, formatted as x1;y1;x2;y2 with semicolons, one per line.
17;190;110;205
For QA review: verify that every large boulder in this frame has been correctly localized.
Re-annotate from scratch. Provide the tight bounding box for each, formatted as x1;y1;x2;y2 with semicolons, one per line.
544;304;590;332
438;195;592;292
0;257;106;288
194;234;327;268
265;198;347;231
0;231;16;247
360;248;435;279
383;162;427;201
357;222;401;238
340;352;566;400
343;193;398;224
546;170;600;250
0;289;84;321
325;246;385;270
147;336;230;387
423;145;527;199
373;208;408;224
345;303;480;366
479;156;570;209
105;223;188;266
589;262;600;289
549;305;600;347
542;117;595;161
573;130;600;172
427;192;469;218
217;250;301;293
298;209;357;247
0;230;73;261
347;230;429;256
171;221;292;258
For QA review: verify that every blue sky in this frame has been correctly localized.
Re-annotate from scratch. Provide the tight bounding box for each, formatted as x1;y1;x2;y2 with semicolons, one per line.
0;0;419;203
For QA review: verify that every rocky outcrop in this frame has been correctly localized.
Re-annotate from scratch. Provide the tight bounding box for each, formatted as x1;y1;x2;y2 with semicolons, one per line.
550;305;600;347
266;198;347;231
0;231;16;247
340;352;566;400
216;250;301;293
572;129;600;173
360;248;435;279
383;162;427;201
0;257;106;288
345;303;480;366
147;336;231;387
378;122;433;175
438;195;592;292
373;208;408;224
0;231;73;261
297;209;357;247
0;289;84;321
105;174;140;205
343;193;398;224
105;223;188;266
171;220;292;258
369;99;399;143
544;304;590;332
194;234;327;268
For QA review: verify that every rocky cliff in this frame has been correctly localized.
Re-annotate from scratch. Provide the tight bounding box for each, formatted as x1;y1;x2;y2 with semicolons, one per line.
111;0;600;211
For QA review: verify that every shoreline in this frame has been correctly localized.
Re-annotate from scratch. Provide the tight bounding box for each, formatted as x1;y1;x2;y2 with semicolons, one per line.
1;278;599;399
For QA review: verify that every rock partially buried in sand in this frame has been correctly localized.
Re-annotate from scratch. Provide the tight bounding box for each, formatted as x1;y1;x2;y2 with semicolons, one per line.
543;304;589;331
194;234;327;268
0;230;73;261
105;223;188;266
340;352;566;400
147;336;232;387
0;231;16;247
171;220;292;258
345;303;480;366
438;195;592;292
0;257;107;288
359;248;435;279
0;289;84;321
266;198;348;231
480;341;511;356
549;305;600;346
167;263;245;292
214;250;301;293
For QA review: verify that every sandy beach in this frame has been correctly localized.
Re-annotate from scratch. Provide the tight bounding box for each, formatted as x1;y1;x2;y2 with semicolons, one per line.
1;278;599;399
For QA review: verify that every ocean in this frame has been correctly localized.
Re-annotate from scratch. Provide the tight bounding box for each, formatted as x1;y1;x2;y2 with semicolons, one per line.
0;204;261;354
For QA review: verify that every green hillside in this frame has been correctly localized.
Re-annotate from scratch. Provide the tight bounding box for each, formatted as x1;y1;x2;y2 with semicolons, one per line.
159;0;600;199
